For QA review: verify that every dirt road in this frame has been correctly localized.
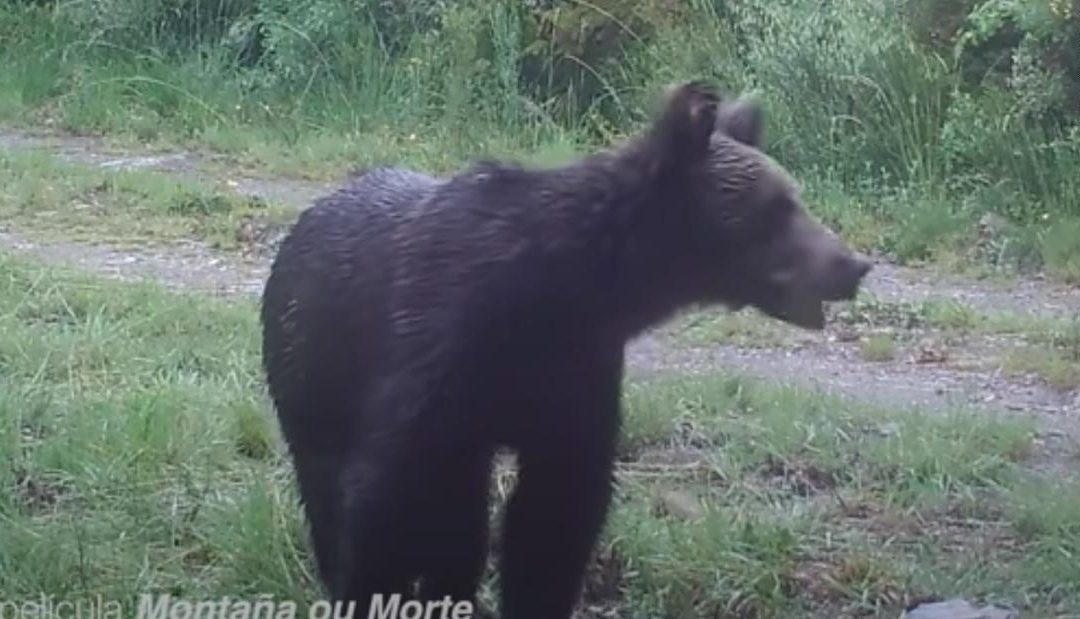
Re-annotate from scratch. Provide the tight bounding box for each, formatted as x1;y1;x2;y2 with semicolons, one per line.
1;129;1077;475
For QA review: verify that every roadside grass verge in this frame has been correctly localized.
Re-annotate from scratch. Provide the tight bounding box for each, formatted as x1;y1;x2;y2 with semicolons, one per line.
667;293;1080;392
0;149;296;252
4;0;1080;283
0;252;1076;617
615;375;1077;617
0;252;306;603
0;141;589;253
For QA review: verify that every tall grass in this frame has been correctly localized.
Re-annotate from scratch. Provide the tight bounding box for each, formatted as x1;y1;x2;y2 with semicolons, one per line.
1;0;1079;275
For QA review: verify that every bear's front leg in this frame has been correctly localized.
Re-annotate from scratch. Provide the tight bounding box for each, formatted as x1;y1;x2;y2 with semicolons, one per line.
415;447;495;609
498;441;617;619
497;370;621;619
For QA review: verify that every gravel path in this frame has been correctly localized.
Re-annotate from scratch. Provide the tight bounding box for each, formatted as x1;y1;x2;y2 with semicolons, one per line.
1;128;1077;474
0;129;335;209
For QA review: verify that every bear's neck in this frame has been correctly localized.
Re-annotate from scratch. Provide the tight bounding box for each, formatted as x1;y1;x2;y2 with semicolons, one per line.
556;149;704;342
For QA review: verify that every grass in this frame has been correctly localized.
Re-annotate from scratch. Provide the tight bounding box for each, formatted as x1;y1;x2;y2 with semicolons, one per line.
841;295;1080;389
0;143;596;257
0;149;297;251
2;0;1080;282
1002;347;1080;392
0;2;1077;610
665;308;805;350
613;374;1076;617
859;334;897;362
0;251;1077;617
1042;217;1080;285
0;252;305;604
4;143;1077;395
833;293;1080;347
642;289;1080;413
670;290;1076;349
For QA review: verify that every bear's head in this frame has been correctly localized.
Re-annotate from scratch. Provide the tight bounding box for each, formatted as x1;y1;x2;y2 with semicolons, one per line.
651;81;871;329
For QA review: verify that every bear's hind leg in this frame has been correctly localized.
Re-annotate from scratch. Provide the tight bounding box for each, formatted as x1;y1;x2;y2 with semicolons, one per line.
293;456;346;590
333;452;421;613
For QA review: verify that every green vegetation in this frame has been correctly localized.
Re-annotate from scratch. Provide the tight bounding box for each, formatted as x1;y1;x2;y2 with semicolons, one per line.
2;1;1079;616
0;254;302;603
1003;346;1080;391
0;149;293;249
0;253;1077;616
859;334;898;362
666;307;804;349
667;292;1080;390
1;0;1080;277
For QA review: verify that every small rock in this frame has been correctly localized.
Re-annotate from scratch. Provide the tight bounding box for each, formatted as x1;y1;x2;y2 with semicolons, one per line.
834;326;860;342
654;489;703;521
904;598;1018;619
876;422;901;438
915;343;948;364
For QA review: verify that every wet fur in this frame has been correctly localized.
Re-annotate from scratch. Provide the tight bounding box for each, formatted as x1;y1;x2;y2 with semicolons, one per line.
260;81;850;618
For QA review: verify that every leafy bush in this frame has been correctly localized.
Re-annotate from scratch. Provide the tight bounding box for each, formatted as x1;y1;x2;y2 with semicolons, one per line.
60;0;257;52
2;0;1079;273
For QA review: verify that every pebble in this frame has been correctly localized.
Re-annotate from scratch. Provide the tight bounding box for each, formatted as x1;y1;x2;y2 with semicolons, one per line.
903;599;1018;619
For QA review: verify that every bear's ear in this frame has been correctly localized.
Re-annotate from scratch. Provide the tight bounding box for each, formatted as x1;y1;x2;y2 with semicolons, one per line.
651;80;722;164
715;98;764;148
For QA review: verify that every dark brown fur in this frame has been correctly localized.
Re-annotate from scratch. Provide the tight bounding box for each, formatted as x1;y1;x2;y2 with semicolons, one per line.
259;81;869;619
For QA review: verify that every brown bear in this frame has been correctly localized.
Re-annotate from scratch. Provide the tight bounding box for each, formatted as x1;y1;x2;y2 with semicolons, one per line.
259;80;870;619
